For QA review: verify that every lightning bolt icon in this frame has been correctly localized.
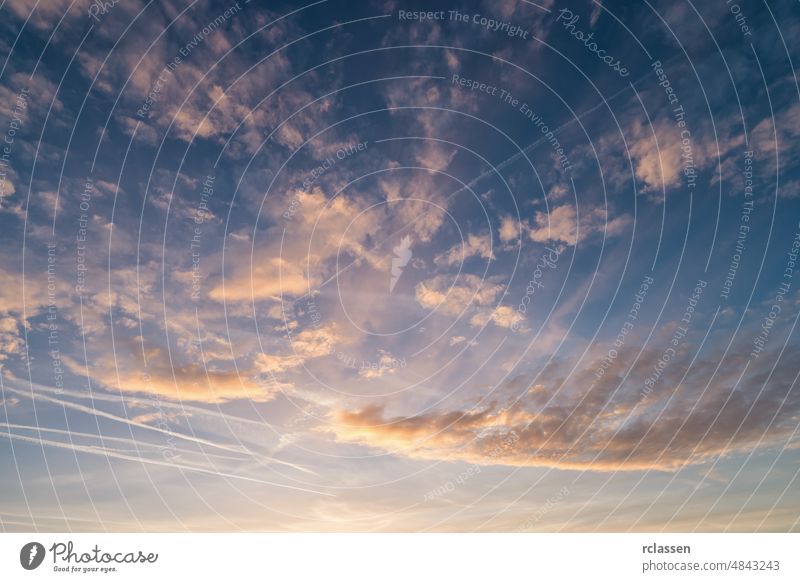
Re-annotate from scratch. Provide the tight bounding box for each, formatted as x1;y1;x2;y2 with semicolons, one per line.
390;235;413;293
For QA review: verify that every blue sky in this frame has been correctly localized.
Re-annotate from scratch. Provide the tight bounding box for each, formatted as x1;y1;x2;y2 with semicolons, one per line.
0;0;799;531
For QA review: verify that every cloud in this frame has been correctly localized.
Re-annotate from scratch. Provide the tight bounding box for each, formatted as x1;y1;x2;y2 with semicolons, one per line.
254;324;339;374
63;337;279;404
0;265;48;313
328;343;800;472
527;205;631;246
590;1;603;27
415;274;503;316
208;187;381;303
629;120;686;191
0;166;16;202
357;350;403;379
378;173;453;243
6;0;92;31
751;103;800;164
627;115;730;195
434;233;495;266
499;215;521;243
209;257;314;303
469;305;523;330
130;409;189;426
0;315;24;361
415;274;523;329
528;205;579;245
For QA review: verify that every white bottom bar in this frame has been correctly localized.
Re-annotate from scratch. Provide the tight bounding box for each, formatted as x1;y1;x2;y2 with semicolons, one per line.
1;533;796;581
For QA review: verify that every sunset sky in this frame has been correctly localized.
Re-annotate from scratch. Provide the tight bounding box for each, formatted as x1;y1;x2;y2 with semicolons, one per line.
1;0;799;532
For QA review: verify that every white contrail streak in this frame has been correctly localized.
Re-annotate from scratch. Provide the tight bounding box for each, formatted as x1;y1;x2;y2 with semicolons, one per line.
0;431;332;495
3;385;316;475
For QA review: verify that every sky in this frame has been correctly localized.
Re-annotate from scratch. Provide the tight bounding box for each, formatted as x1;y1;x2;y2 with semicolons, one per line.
0;0;799;532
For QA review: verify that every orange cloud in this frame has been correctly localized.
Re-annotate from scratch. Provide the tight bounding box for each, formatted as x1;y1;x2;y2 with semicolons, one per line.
527;205;631;246
328;345;800;472
254;324;340;374
415;274;503;316
63;338;280;404
208;257;314;302
208;188;383;303
434;233;495;266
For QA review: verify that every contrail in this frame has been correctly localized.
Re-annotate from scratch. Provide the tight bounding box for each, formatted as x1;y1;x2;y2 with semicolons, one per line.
0;431;332;495
28;383;283;432
4;384;248;454
0;423;247;462
3;384;316;474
